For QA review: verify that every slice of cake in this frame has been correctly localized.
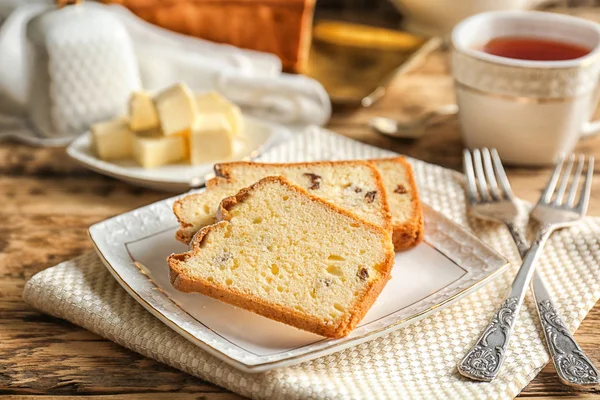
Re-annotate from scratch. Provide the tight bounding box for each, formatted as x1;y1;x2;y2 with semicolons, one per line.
168;177;395;338
371;157;424;251
174;185;238;244
210;158;424;251
173;160;392;244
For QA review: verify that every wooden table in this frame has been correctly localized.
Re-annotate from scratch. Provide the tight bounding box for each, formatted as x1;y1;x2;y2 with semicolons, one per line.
2;49;600;400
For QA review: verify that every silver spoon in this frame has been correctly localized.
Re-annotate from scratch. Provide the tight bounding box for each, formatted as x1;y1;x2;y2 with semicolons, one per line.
370;104;458;139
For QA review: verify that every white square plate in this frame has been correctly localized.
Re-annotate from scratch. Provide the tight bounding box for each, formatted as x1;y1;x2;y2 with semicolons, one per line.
67;115;290;192
89;191;509;373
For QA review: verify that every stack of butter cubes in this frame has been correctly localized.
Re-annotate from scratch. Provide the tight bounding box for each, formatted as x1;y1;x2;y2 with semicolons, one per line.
91;83;243;168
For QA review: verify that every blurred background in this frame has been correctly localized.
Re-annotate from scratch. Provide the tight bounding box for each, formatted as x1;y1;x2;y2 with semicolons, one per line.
1;0;599;148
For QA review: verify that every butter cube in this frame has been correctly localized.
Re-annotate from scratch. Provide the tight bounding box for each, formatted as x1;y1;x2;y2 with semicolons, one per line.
132;134;187;168
190;115;234;165
91;117;132;160
155;83;197;136
194;91;243;137
129;92;159;132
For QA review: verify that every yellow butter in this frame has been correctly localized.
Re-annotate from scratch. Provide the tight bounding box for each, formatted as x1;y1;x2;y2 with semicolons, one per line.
190;114;234;165
132;133;187;168
91;117;132;160
194;91;243;137
129;92;159;132
155;83;197;136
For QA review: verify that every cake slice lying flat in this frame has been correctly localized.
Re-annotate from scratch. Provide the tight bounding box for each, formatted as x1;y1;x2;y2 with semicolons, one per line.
173;160;391;244
168;177;395;338
371;157;424;250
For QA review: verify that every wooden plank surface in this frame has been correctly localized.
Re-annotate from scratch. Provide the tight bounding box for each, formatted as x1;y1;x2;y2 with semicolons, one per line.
2;42;600;400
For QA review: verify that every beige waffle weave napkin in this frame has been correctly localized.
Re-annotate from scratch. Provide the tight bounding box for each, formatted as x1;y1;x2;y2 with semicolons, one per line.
23;127;600;399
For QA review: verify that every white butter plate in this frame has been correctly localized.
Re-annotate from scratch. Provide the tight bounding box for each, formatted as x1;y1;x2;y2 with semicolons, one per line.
67;115;290;192
89;191;509;373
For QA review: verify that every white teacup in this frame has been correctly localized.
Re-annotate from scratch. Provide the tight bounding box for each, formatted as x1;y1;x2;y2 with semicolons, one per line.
451;11;600;166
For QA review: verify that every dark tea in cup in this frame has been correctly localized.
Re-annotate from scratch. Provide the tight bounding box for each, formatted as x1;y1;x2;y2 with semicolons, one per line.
482;36;591;61
452;10;600;165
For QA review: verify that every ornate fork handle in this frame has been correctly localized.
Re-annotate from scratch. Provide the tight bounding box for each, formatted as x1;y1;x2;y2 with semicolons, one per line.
507;223;600;387
458;225;552;381
457;297;519;380
539;299;600;386
533;280;600;387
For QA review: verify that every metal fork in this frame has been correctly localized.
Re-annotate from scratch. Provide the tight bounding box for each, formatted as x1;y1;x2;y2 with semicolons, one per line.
457;149;599;387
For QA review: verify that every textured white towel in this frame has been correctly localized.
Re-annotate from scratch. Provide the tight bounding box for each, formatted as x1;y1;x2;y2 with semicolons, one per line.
23;127;600;399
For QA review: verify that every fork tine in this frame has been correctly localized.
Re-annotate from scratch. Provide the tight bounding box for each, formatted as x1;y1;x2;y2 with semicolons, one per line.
539;154;566;204
473;149;490;202
553;154;575;205
490;149;514;200
481;148;501;200
566;155;585;207
577;156;594;215
463;150;479;204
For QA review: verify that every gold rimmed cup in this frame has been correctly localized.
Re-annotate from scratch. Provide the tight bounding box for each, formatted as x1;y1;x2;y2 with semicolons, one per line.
451;11;600;166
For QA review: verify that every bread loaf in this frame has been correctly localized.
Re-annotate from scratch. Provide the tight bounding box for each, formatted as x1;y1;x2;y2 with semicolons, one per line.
103;0;315;72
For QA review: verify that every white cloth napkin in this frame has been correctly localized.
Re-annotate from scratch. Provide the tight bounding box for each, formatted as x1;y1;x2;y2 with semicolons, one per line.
0;3;331;145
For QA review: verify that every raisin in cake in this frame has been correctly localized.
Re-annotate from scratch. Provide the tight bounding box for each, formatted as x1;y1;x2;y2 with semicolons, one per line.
371;157;424;250
173;160;392;244
168;177;395;338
